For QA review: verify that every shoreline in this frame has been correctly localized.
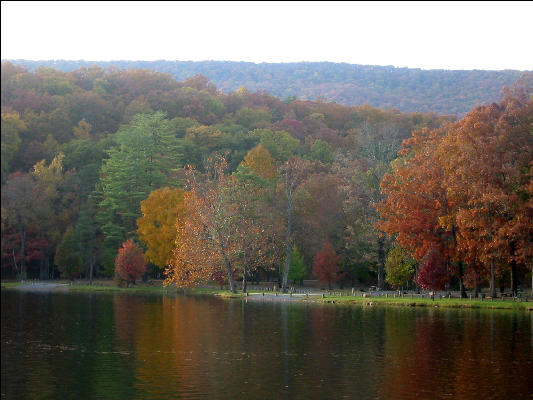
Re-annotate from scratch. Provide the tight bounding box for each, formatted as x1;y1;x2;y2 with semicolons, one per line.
2;281;531;311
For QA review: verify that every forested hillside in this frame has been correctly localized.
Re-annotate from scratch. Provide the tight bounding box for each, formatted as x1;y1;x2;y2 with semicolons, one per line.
0;61;451;283
5;59;528;115
1;61;531;295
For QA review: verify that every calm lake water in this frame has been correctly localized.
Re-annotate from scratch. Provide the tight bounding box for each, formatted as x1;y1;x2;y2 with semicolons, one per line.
1;290;532;400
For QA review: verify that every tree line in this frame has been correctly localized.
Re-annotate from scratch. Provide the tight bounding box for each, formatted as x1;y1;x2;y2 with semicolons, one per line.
1;62;531;295
6;59;528;115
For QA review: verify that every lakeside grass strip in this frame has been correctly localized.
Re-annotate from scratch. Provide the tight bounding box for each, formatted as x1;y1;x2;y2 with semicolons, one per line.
2;282;530;310
315;294;529;311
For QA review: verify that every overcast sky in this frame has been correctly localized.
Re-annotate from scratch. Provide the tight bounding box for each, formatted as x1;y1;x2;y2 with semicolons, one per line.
1;1;532;70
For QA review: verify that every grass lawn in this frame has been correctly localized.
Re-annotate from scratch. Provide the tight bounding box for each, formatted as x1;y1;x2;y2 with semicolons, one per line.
316;293;531;311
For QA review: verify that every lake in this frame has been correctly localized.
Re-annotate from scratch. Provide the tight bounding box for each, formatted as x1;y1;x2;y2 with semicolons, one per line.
1;289;532;399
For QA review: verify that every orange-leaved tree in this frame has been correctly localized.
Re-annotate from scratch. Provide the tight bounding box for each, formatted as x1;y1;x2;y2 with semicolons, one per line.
115;239;146;286
137;187;186;269
376;127;460;291
438;91;533;296
165;154;239;292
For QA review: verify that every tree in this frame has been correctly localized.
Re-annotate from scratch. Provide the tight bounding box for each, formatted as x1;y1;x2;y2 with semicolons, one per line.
166;154;239;292
279;157;311;292
74;199;98;284
414;246;449;291
166;190;225;288
312;242;342;290
115;239;146;286
241;144;277;179
251;129;300;163
228;165;281;292
294;172;345;268
305;139;334;164
1;172;39;279
55;227;84;280
137;187;186;269
288;247;307;286
96;112;185;274
376;128;457;291
31;153;72;280
438;93;533;297
72;118;92;140
385;245;416;289
1;113;25;183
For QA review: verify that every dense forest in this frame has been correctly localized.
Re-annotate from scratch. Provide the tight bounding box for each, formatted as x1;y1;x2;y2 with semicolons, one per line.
1;61;532;296
5;59;528;115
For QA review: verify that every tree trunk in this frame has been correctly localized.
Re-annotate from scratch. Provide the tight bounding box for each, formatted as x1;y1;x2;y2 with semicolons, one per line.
220;245;235;293
510;242;517;296
44;249;50;280
242;251;248;294
458;263;467;298
377;236;385;290
282;198;293;293
226;265;236;293
39;257;45;280
510;260;517;297
89;255;94;285
217;233;236;293
490;259;496;298
19;225;26;281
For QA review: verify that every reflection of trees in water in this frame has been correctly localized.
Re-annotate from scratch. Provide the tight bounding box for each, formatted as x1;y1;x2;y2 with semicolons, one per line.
4;292;532;400
380;309;532;400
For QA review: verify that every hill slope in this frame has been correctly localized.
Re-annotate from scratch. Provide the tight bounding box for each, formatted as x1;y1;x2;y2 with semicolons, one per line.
4;59;527;115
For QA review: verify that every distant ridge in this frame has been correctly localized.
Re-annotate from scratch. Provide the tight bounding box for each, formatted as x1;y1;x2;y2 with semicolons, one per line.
4;59;528;115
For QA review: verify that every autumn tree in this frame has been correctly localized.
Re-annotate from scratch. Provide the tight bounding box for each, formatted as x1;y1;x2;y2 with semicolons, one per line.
137;187;186;269
115;239;146;286
251;129;300;163
385;245;416;290
279;157;311;292
438;93;533;297
31;153;72;280
294;172;345;269
312;242;342;290
228;165;281;292
376;128;459;292
1;172;40;279
337;123;406;290
166;154;239;292
241;143;277;179
414;246;449;291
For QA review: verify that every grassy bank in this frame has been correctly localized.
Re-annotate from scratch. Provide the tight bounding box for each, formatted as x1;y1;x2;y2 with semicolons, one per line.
0;281;242;298
315;294;531;311
69;284;243;298
2;281;531;310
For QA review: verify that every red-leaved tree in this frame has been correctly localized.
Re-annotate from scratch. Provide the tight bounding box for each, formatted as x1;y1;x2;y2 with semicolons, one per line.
115;240;146;286
414;246;449;291
312;242;342;289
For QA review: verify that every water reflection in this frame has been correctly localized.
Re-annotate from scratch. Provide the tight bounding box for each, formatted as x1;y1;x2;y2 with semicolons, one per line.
2;291;532;400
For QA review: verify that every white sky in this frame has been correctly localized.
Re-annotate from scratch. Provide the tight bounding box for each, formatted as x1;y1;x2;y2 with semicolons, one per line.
1;1;532;70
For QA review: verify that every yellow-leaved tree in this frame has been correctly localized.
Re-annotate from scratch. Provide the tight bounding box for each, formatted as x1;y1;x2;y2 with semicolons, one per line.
241;143;278;179
137;187;186;269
